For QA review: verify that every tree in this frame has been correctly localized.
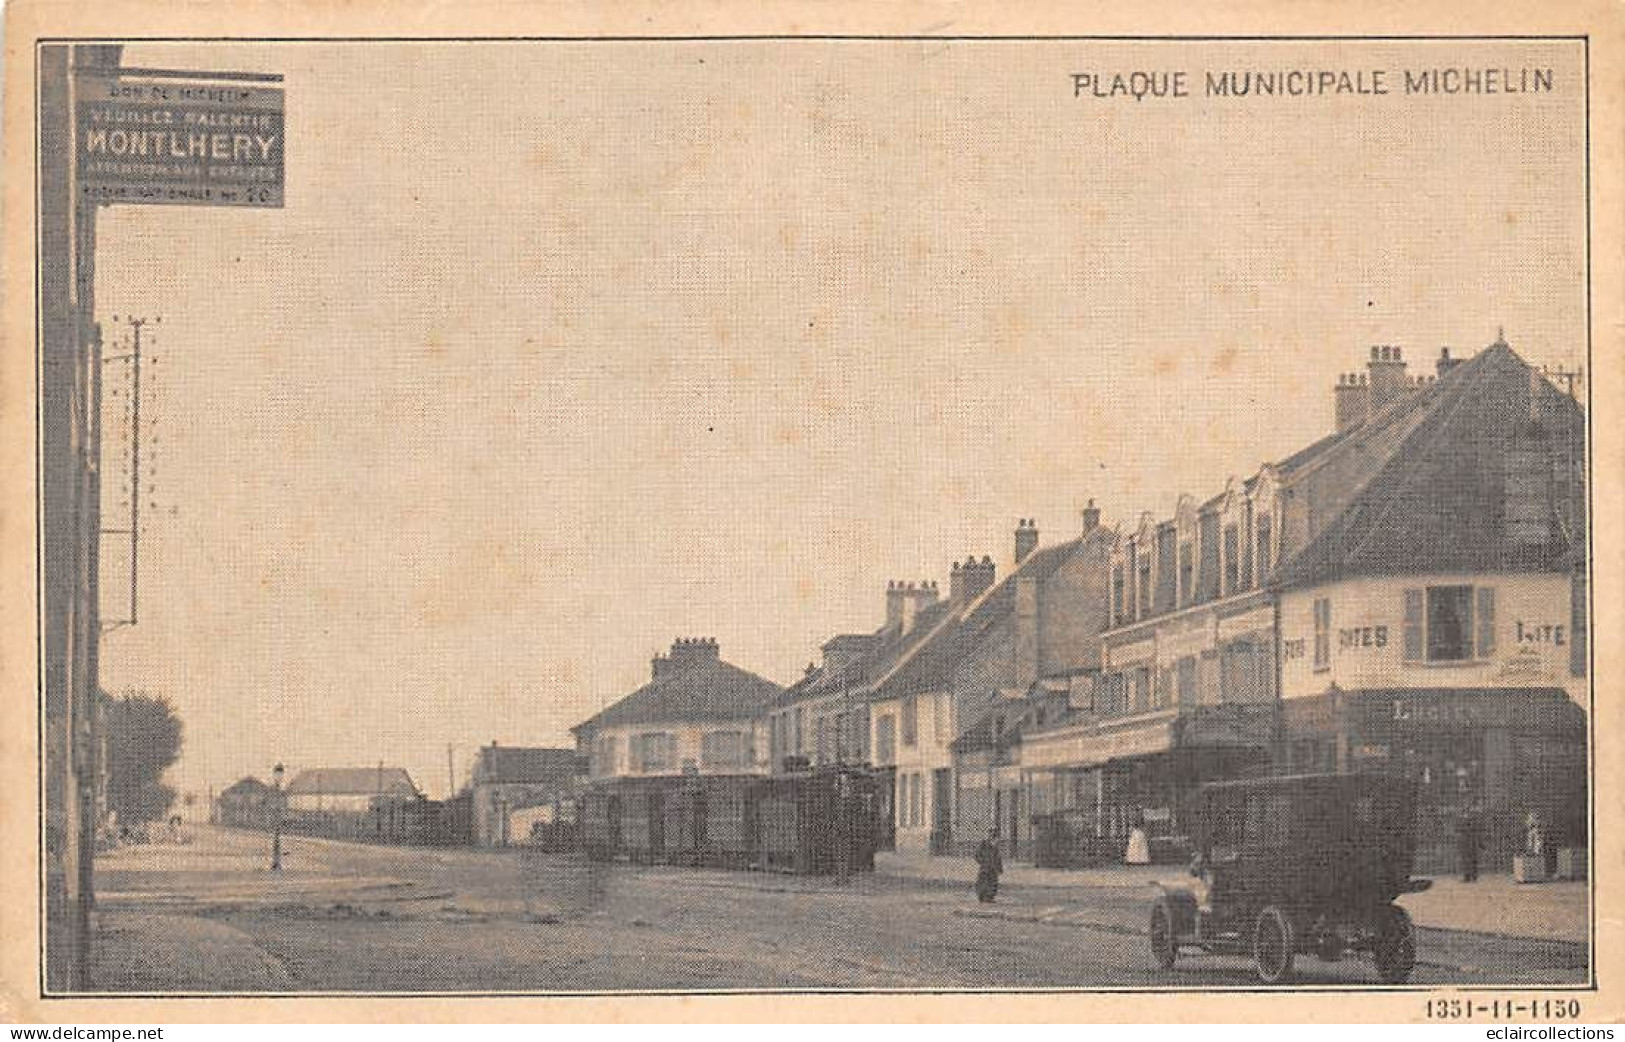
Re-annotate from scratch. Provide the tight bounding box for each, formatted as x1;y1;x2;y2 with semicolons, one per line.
100;692;183;826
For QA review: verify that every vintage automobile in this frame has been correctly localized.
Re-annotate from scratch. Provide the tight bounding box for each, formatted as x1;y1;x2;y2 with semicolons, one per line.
1149;773;1431;984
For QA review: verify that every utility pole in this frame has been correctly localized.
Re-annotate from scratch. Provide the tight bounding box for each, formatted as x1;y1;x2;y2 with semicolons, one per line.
126;318;145;625
99;315;156;630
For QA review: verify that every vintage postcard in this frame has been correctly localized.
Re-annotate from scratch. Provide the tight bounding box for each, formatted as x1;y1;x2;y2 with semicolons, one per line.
2;0;1621;1025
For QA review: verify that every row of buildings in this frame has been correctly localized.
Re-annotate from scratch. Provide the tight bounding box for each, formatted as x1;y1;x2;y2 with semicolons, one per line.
570;340;1589;872
216;745;584;849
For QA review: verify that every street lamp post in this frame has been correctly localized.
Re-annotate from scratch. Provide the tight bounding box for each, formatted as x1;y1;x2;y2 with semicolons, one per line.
271;762;285;872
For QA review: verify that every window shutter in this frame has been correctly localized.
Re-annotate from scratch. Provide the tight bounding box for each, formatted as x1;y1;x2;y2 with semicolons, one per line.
1476;586;1496;658
1403;589;1424;661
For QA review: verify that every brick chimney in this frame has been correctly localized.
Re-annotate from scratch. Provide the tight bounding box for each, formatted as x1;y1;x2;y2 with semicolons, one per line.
899;580;938;633
957;555;996;604
885;580;906;629
1334;371;1369;432
1366;345;1410;414
1014;518;1039;565
667;637;720;671
1081;499;1101;534
1436;346;1464;378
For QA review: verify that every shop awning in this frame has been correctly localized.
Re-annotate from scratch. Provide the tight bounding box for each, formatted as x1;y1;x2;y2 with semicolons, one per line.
1284;686;1585;738
1020;715;1177;770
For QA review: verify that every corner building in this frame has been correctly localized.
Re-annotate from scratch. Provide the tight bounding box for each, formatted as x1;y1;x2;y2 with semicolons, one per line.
1020;339;1587;872
1274;340;1587;872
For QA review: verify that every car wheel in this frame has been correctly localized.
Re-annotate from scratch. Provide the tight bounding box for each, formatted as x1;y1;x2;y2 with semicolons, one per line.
1374;905;1416;984
1150;899;1178;970
1252;905;1296;985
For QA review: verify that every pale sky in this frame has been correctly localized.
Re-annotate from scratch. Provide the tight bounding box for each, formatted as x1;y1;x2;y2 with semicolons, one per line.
90;39;1586;799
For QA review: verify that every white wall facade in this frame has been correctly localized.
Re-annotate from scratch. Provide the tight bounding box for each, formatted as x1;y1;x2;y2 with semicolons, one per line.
585;717;768;780
1279;571;1583;703
872;690;954;850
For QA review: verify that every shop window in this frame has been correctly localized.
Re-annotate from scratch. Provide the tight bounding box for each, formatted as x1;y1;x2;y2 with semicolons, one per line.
901;695;918;747
1313;597;1331;669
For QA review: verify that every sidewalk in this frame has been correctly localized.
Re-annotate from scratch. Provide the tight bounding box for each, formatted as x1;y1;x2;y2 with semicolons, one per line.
875;850;1588;945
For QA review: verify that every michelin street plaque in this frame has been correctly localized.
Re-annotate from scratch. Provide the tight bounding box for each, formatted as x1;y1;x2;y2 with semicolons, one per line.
76;72;283;208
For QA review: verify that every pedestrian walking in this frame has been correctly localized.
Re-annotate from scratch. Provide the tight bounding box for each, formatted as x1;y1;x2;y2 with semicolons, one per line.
1525;812;1546;859
1456;805;1482;883
974;828;1003;904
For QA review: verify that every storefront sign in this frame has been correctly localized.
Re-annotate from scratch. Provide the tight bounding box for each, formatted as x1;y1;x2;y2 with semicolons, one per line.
1216;605;1273;641
76;73;284;207
1513;620;1567;646
1159;619;1215;661
1020;720;1175;769
1338;625;1389;651
1357;688;1579;734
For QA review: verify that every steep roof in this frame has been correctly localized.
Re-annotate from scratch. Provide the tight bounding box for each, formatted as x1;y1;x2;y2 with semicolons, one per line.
286;767;417;797
472;746;580;785
219;776;270;799
1274;342;1583;588
574;658;784;733
871;527;1111;699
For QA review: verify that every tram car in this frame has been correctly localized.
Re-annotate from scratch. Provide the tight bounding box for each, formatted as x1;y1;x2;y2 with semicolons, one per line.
580;764;882;875
754;766;881;874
